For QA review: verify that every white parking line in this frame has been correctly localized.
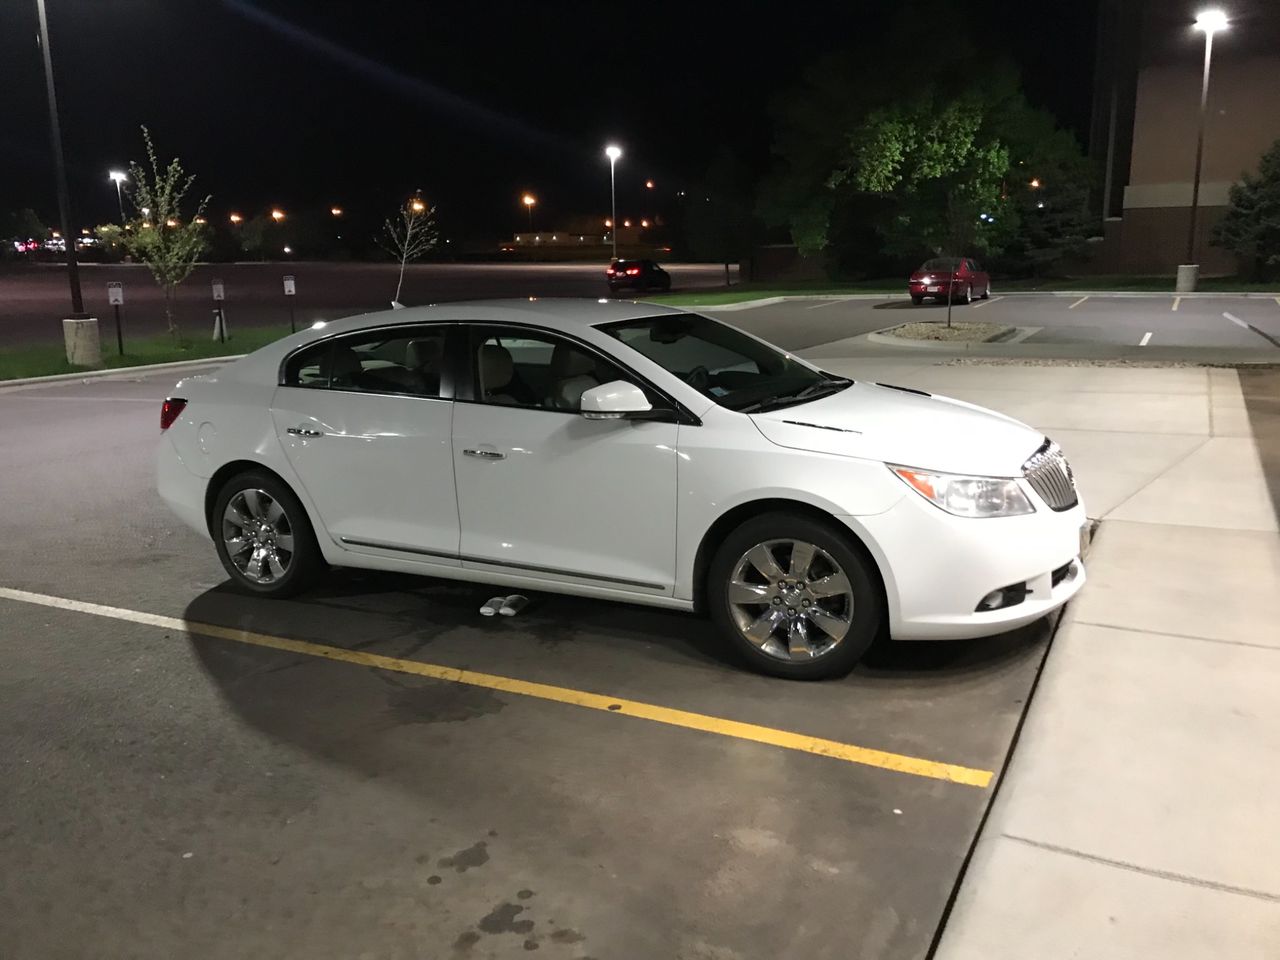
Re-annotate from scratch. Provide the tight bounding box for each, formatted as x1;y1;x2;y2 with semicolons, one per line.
1224;312;1249;329
805;299;843;310
969;296;1005;309
1172;297;1181;312
1067;296;1089;310
1139;331;1153;346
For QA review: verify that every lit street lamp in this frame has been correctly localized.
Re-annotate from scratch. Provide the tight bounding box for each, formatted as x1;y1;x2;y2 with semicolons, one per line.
330;206;343;217
605;144;622;260
108;170;127;223
229;213;243;224
522;193;537;230
271;208;286;222
1183;8;1229;290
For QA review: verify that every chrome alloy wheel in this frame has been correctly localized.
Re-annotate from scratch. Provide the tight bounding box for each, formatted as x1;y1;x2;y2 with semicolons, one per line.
222;489;295;584
726;539;855;661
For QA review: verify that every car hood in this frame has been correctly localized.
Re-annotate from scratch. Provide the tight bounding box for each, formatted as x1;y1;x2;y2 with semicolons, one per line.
749;381;1043;476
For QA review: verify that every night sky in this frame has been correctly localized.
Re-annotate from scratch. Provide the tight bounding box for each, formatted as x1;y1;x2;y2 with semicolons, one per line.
1;0;1099;242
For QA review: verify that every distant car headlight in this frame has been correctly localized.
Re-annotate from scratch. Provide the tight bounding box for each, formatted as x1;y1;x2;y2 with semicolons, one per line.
889;465;1034;518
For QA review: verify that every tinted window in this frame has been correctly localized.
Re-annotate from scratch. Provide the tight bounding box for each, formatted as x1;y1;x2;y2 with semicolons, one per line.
922;257;961;271
282;326;449;398
474;328;626;412
601;314;839;413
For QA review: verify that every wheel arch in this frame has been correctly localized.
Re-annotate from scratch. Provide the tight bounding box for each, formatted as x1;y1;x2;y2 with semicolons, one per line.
204;459;299;536
691;498;889;619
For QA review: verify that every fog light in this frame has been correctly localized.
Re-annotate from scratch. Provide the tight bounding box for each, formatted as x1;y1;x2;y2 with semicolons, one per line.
976;583;1029;612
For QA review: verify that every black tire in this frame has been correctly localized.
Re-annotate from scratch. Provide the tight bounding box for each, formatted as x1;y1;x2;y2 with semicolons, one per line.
707;512;882;680
957;285;971;305
211;470;326;598
980;283;991;300
911;295;923;305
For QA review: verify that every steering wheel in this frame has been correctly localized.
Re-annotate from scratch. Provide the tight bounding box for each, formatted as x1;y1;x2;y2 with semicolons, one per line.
683;365;711;391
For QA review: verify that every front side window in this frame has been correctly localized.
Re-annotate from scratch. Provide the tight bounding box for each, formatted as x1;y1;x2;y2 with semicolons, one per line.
600;314;847;413
282;325;449;398
473;328;627;412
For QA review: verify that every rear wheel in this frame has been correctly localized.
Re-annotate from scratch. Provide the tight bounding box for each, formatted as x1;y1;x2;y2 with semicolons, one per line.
957;285;971;305
211;470;325;597
707;512;882;680
911;295;923;305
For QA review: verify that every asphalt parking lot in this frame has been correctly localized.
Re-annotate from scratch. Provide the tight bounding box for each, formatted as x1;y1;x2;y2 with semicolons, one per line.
721;292;1280;355
0;364;1055;960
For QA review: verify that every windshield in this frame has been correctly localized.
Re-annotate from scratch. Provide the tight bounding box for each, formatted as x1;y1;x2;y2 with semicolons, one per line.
599;313;848;412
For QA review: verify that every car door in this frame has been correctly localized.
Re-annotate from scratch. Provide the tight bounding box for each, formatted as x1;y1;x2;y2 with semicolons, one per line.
452;325;680;594
270;323;460;564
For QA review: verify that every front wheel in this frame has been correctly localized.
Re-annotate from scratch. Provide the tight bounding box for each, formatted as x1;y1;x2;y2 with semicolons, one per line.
211;470;325;597
707;512;882;680
980;283;991;300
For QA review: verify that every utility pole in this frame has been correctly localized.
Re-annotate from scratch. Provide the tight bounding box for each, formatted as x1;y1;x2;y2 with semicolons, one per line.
35;0;86;318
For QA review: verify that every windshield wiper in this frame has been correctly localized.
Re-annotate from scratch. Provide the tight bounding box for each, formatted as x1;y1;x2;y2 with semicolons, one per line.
736;378;851;414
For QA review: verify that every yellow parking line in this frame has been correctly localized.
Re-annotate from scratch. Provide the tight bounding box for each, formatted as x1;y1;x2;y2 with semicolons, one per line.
1172;296;1181;311
0;587;994;788
1067;296;1088;310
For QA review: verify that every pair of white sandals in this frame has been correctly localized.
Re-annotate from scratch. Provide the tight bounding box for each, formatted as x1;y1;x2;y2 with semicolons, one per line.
479;594;529;617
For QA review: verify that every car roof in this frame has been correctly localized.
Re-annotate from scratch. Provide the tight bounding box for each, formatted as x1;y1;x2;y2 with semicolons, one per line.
309;297;685;339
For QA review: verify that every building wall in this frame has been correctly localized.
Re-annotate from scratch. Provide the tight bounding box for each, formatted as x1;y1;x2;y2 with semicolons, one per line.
1091;1;1280;274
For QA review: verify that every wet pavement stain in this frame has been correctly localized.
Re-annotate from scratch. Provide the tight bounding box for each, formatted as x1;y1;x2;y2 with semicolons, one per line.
438;841;489;872
427;875;442;885
517;889;534;900
386;683;505;725
478;902;535;935
549;928;585;944
523;940;540;951
453;930;481;951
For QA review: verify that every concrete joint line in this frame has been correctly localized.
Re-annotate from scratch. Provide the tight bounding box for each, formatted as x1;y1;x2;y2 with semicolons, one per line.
1102;436;1214;518
1002;834;1280;904
1069;619;1280;653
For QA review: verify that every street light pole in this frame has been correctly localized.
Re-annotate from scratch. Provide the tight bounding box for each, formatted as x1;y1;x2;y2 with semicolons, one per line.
35;0;85;317
1185;9;1228;279
605;145;622;261
109;170;127;224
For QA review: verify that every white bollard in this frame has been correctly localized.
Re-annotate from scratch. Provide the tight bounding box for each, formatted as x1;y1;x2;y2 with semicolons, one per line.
62;317;102;368
1175;263;1199;293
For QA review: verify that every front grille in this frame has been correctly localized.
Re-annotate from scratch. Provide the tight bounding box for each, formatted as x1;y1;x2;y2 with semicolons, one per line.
1023;439;1078;511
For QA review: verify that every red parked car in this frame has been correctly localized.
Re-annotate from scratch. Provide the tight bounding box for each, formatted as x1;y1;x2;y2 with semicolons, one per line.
908;257;990;305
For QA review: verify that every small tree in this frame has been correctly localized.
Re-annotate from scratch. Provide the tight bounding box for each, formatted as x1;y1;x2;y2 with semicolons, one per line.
379;193;437;307
1213;138;1280;279
121;127;210;339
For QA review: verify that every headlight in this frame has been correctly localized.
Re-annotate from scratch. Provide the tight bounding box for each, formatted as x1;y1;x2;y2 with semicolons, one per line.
890;465;1034;518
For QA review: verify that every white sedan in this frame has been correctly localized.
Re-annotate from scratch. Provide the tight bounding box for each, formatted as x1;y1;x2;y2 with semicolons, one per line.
157;299;1086;679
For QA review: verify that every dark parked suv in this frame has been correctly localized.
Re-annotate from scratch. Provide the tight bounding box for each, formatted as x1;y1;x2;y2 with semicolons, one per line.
606;259;671;294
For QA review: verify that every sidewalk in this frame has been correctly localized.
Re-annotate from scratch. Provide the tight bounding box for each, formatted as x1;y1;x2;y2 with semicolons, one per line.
914;365;1280;957
794;352;1280;956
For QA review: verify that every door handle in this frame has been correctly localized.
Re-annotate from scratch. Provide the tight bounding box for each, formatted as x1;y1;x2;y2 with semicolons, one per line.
287;426;324;437
463;448;506;460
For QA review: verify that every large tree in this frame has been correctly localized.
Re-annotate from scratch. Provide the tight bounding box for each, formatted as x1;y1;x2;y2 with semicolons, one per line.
121;127;210;339
1213;138;1280;279
684;148;760;282
759;28;1093;274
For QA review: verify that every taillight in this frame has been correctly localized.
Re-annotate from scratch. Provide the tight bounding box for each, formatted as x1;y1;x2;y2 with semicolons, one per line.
160;397;187;430
625;267;641;276
606;266;616;275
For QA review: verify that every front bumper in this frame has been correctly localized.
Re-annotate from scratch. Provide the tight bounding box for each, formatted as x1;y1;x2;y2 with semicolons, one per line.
842;487;1088;640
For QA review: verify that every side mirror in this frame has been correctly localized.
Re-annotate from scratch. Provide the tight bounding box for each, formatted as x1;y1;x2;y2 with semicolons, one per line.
580;380;652;420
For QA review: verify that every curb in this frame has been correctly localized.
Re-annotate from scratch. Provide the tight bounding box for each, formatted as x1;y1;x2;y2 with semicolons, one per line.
695;293;910;311
865;325;1038;351
0;355;243;389
672;290;1280;310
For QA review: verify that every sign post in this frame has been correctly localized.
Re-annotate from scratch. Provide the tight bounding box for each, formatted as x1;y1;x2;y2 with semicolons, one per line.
283;275;296;333
106;281;124;355
211;278;227;343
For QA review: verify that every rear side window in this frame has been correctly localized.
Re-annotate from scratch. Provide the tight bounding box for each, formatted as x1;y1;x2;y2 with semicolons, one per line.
283;341;329;388
281;326;450;398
